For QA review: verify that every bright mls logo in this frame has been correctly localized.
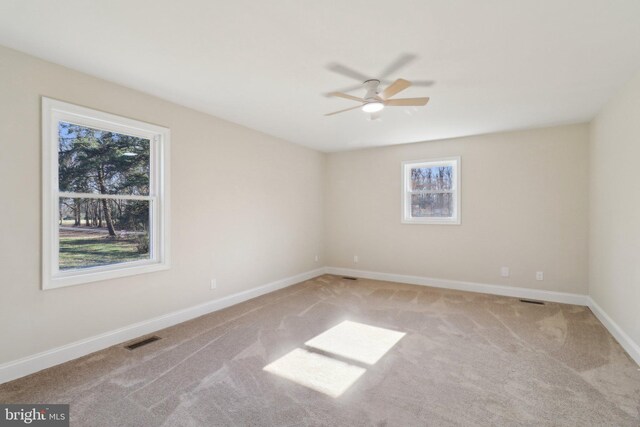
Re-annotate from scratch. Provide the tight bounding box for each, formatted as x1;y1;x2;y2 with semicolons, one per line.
0;405;68;426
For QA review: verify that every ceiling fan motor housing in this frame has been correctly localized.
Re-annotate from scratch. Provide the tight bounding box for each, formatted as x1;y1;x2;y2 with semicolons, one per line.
363;79;381;101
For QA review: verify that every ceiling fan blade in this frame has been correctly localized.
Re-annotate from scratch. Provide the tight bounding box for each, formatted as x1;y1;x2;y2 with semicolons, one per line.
384;97;430;106
380;78;411;100
324;105;362;116
411;80;435;87
329;92;366;102
379;53;417;79
380;79;434;87
327;63;371;82
323;83;363;97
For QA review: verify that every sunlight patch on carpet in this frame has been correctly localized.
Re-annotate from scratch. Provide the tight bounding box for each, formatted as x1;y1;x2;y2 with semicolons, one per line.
264;321;405;397
263;348;366;398
305;320;406;365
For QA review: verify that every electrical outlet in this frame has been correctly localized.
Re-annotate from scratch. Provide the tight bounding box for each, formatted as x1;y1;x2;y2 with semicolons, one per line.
353;255;359;264
314;255;319;262
500;267;510;277
210;279;217;290
536;271;544;281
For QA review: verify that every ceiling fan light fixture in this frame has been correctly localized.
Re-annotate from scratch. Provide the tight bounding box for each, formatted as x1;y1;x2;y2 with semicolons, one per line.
325;78;427;116
362;102;384;113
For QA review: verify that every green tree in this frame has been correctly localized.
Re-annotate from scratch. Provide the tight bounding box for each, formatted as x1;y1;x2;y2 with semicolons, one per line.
58;122;150;236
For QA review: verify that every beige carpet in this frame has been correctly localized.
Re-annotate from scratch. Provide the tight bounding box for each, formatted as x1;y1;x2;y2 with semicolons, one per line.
1;275;639;426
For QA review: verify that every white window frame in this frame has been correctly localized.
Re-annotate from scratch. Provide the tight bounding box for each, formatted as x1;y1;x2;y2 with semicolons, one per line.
42;97;170;289
401;157;461;225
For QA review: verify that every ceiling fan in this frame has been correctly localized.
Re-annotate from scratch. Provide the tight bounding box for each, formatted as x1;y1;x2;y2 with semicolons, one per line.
325;78;430;117
326;53;434;94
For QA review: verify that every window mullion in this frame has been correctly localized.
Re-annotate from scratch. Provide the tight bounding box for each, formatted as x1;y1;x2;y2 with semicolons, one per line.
58;192;152;201
410;190;454;195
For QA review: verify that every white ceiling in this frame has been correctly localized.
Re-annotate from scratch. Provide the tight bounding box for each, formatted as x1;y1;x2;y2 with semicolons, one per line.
2;0;640;152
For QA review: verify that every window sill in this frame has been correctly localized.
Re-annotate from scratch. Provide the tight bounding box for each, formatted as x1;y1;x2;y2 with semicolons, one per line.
401;218;461;225
43;261;170;290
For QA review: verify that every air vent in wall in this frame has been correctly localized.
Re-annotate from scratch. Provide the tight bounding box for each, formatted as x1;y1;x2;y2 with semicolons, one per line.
125;336;161;350
519;299;545;305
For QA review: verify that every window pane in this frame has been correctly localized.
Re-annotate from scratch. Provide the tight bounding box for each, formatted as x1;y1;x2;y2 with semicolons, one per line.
410;193;454;217
58;121;150;195
410;166;453;191
59;198;150;270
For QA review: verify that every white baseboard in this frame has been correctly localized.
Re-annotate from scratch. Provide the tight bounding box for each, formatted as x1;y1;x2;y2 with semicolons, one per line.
326;267;588;306
4;267;637;385
0;268;325;385
327;267;640;367
587;297;640;366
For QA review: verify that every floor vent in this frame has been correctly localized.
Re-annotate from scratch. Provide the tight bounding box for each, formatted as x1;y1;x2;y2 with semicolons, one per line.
125;336;161;350
519;299;545;305
342;276;358;281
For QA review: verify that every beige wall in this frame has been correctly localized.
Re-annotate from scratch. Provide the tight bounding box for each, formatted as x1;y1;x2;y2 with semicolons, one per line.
0;44;603;369
326;125;590;294
0;46;325;364
589;70;640;348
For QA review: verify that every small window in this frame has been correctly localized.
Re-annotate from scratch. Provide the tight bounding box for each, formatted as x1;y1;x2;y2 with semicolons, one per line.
402;157;460;224
42;98;170;289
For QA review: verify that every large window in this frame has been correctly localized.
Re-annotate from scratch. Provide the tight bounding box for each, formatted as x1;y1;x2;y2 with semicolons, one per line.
42;98;170;289
402;157;460;224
